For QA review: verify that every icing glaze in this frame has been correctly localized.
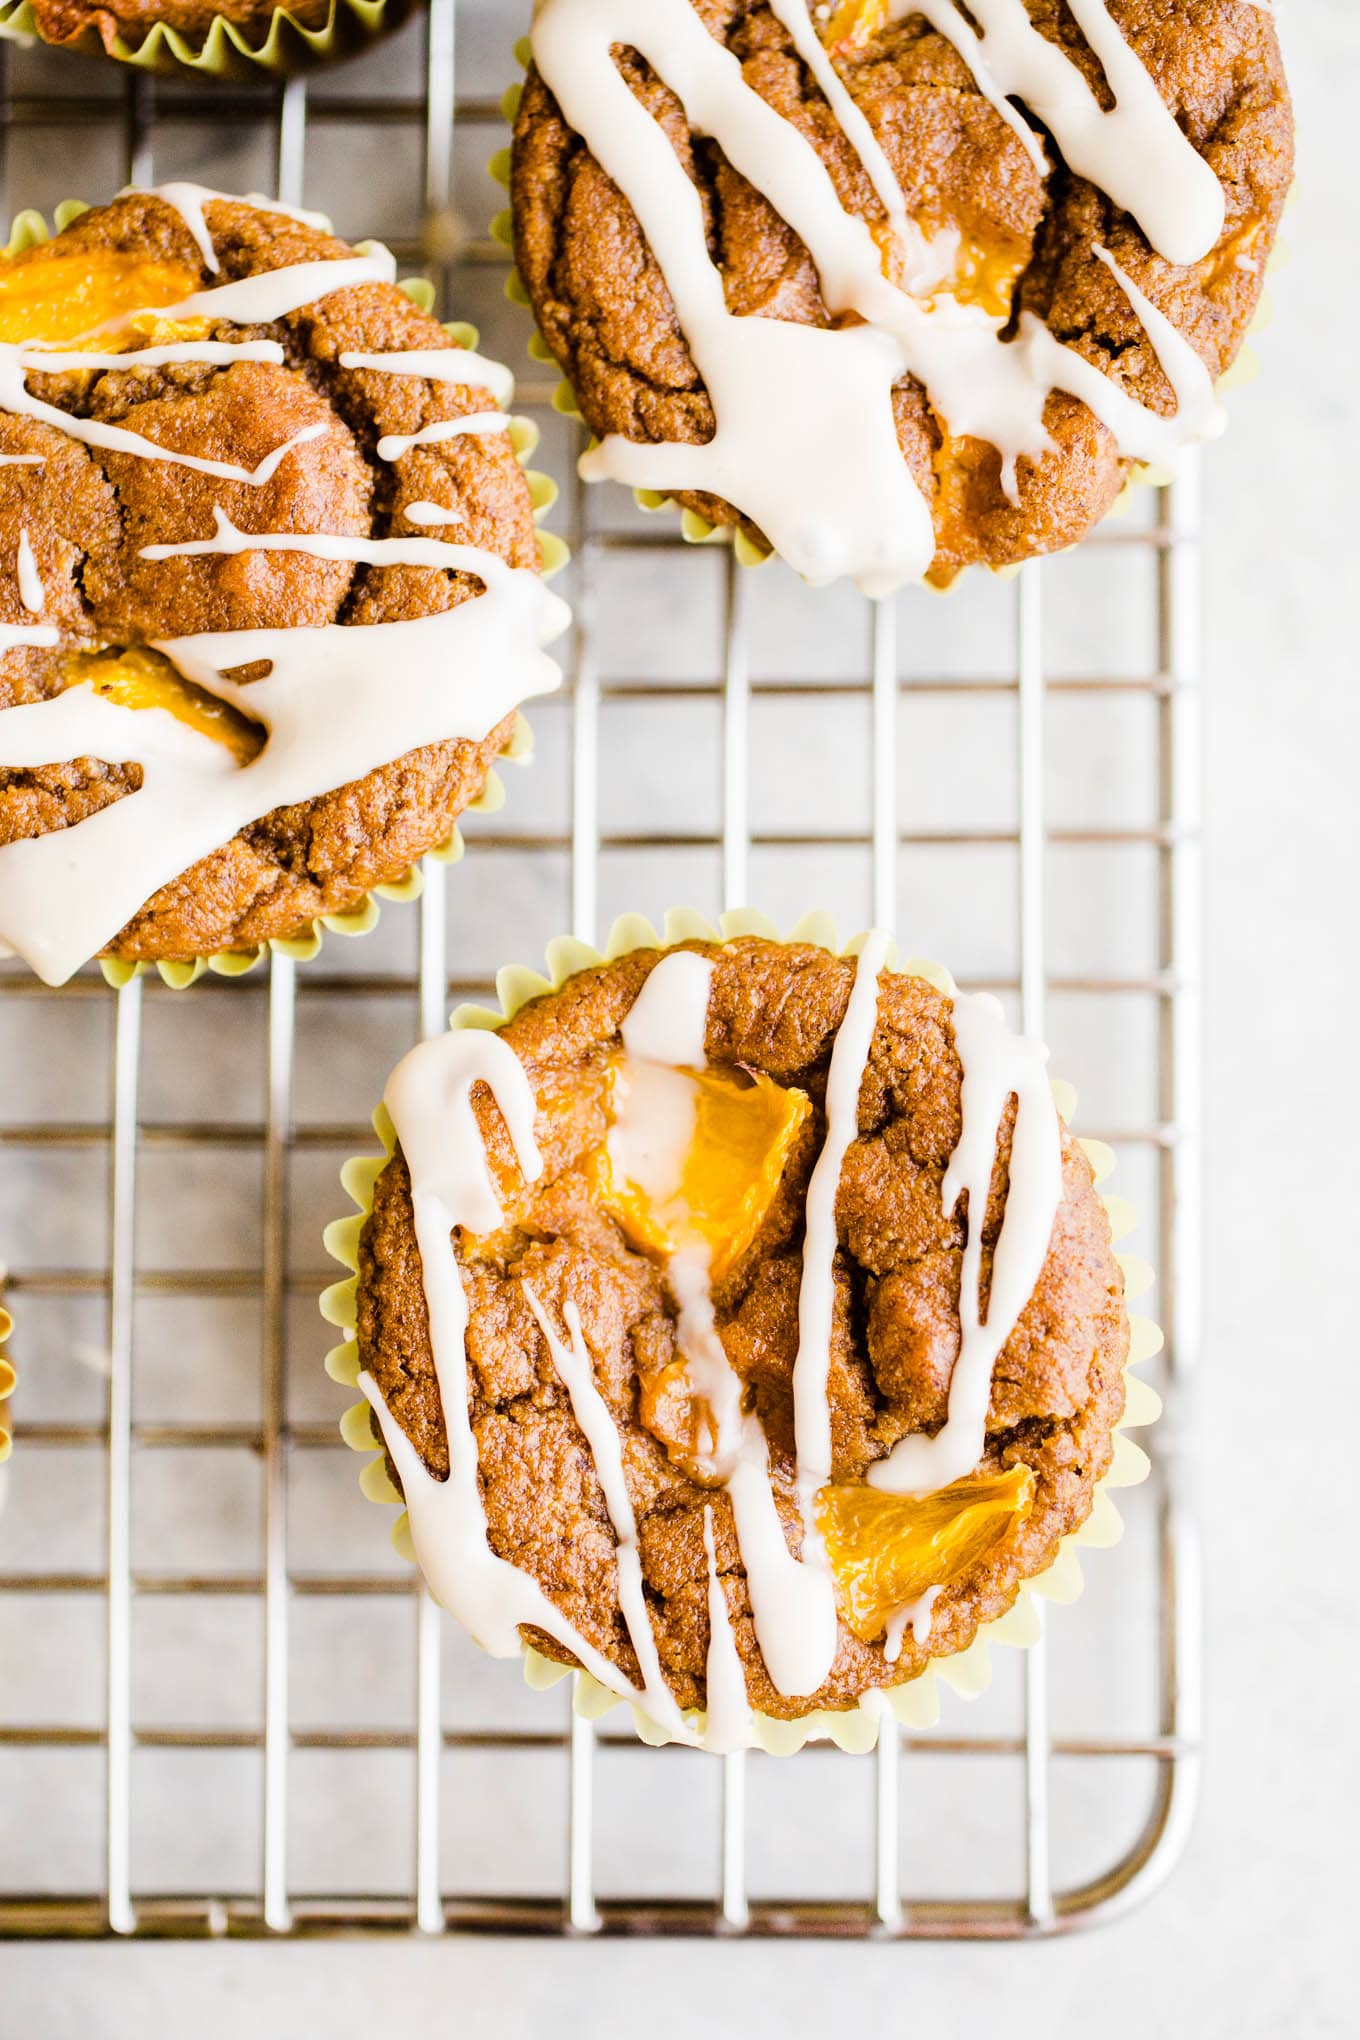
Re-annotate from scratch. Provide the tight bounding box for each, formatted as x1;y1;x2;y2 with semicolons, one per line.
339;348;516;409
16;341;286;374
143;182;223;274
105;249;398;336
883;1583;940;1664
702;1505;755;1752
0;453;44;468
525;1287;693;1739
138;183;335;270
15;530;42;614
530;0;1228;593
622;948;714;1065
792;929;890;1534
405;500;464;527
137;504;514;572
376;414;511;463
0;349;327;487
871;990;1062;1495
360;1032;696;1721
902;0;1224;265
0;623;58;652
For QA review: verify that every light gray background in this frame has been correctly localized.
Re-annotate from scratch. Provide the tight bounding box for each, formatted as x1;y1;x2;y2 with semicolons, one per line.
2;2;1356;2033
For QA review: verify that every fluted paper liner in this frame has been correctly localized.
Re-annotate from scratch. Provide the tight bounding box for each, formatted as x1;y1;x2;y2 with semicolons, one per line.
0;205;569;993
494;39;1286;586
321;906;1162;1756
0;0;413;81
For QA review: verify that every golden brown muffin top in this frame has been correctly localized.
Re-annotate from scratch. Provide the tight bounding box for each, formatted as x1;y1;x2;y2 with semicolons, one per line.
356;938;1130;1720
512;0;1293;585
0;190;542;966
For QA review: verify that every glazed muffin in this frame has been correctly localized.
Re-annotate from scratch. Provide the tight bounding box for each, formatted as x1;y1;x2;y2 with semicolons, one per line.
0;186;566;987
0;1291;12;1470
1;0;414;72
510;0;1294;592
334;928;1141;1747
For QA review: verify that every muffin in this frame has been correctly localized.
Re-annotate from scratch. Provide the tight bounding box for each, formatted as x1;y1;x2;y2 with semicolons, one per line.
509;0;1294;592
0;1292;12;1470
0;0;414;77
327;920;1154;1749
0;186;567;987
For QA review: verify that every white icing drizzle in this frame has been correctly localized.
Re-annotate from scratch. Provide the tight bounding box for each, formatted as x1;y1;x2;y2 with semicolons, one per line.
531;0;1228;593
15;530;43;614
0;623;58;652
100;249;398;336
622;948;713;1064
702;1504;756;1752
0;350;327;487
666;1243;745;1474
901;0;1223;268
376;413;511;463
339;348;516;409
0;537;566;983
138;504;513;571
792;929;889;1533
613;950;840;1698
870;990;1062;1496
15;341;285;374
883;1584;940;1664
768;0;927;283
525;1287;694;1739
406;501;464;528
0;454;44;467
136;184;334;264
360;1032;692;1718
142;182;223;274
725;1416;838;1697
605;1059;701;1211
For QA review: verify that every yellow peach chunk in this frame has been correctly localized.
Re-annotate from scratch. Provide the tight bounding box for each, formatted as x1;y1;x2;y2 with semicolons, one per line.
63;646;264;766
0;246;202;348
591;1059;810;1279
816;1462;1035;1644
824;0;890;53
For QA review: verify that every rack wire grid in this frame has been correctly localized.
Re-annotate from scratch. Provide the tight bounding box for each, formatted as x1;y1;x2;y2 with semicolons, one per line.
0;0;1203;1941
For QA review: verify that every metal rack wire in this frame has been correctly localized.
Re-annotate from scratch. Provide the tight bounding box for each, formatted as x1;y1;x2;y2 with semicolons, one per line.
0;0;1202;1939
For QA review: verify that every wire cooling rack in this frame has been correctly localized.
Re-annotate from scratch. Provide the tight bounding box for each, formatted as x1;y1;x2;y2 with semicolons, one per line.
0;0;1202;1939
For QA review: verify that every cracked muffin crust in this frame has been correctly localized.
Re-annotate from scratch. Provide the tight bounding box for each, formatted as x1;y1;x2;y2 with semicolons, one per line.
353;937;1130;1721
511;0;1294;587
0;189;546;968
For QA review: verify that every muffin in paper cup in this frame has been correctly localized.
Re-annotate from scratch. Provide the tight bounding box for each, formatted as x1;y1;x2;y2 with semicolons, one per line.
0;197;569;993
0;1296;14;1471
0;0;414;81
321;906;1162;1755
496;7;1292;593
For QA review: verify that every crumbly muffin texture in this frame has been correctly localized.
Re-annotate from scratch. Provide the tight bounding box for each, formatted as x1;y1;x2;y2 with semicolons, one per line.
0;192;539;963
512;0;1294;584
356;939;1130;1717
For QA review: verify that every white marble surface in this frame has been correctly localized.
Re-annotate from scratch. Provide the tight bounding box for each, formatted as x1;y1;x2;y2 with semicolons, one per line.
2;3;1356;2031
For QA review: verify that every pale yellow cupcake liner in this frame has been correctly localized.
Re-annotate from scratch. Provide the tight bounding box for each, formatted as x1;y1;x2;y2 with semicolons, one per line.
0;206;568;994
0;0;413;81
0;1298;13;1469
321;905;1162;1756
494;37;1284;587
